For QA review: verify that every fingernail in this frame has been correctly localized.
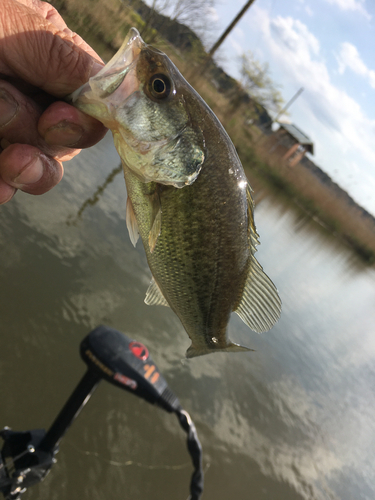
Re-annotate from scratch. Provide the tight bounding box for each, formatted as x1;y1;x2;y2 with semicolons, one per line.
90;61;105;77
13;156;44;187
44;121;84;146
0;88;18;127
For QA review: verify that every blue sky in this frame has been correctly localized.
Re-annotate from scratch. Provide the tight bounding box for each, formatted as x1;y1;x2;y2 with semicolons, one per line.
203;0;375;216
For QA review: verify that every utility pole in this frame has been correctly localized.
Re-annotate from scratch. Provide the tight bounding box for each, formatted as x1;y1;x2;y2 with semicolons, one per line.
257;88;304;144
273;87;304;123
207;0;256;59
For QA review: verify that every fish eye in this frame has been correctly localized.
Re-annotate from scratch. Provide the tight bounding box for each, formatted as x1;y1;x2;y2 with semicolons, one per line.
148;73;172;99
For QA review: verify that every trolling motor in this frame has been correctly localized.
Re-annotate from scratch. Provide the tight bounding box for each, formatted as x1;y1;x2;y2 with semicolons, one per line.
0;326;204;500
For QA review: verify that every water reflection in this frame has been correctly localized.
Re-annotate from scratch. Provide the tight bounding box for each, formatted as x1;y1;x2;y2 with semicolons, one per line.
67;164;122;225
1;136;375;500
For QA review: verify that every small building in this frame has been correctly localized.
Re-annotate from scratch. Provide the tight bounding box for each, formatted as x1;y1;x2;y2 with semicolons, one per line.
268;123;314;166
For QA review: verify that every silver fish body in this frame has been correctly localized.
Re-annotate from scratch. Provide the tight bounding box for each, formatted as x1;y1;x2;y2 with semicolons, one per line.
70;28;281;357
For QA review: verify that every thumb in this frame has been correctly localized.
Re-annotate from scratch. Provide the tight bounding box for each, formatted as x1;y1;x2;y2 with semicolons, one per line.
0;0;103;97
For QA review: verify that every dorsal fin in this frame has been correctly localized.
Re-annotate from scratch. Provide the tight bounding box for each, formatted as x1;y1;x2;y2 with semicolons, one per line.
246;184;260;252
234;184;281;332
126;196;139;247
145;277;170;307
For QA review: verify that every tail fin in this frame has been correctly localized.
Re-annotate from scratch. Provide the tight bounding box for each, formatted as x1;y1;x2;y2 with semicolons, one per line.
186;341;254;359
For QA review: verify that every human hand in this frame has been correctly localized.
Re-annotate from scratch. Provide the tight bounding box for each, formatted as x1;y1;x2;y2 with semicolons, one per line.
0;0;107;204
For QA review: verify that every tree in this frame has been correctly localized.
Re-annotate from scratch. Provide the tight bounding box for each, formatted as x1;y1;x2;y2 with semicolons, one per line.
170;0;215;25
240;51;284;115
142;0;217;42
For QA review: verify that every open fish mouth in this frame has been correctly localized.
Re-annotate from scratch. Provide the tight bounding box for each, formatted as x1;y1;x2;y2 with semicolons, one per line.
68;28;144;105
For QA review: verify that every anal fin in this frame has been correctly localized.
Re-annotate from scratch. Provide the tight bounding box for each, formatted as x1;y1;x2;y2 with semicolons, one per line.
145;277;170;307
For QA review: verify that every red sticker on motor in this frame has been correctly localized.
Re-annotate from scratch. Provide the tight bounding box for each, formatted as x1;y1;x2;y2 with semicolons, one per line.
129;341;149;361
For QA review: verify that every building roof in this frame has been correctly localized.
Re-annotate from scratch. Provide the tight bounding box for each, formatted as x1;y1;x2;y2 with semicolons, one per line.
278;122;314;154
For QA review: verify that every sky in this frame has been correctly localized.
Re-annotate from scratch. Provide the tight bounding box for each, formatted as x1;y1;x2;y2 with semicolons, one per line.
199;0;375;216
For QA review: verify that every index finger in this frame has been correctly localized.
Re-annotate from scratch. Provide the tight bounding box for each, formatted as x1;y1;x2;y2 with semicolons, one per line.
13;0;102;62
17;0;71;32
0;0;104;96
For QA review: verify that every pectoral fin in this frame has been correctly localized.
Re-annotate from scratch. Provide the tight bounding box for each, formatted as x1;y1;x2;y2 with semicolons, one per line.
126;196;139;247
234;256;281;333
148;206;162;253
148;190;162;253
145;277;170;307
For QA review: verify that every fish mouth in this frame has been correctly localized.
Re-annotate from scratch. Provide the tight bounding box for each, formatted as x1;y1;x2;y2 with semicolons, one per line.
68;28;145;104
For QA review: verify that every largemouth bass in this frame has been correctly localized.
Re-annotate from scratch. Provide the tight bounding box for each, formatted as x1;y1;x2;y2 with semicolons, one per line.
70;28;281;358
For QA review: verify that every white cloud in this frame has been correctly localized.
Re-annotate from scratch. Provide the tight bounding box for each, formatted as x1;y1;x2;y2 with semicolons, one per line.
323;0;372;19
337;42;375;88
270;16;320;58
206;6;219;23
337;42;367;75
247;6;375;213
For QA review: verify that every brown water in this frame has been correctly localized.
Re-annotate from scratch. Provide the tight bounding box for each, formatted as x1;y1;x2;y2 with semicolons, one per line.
1;133;375;500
